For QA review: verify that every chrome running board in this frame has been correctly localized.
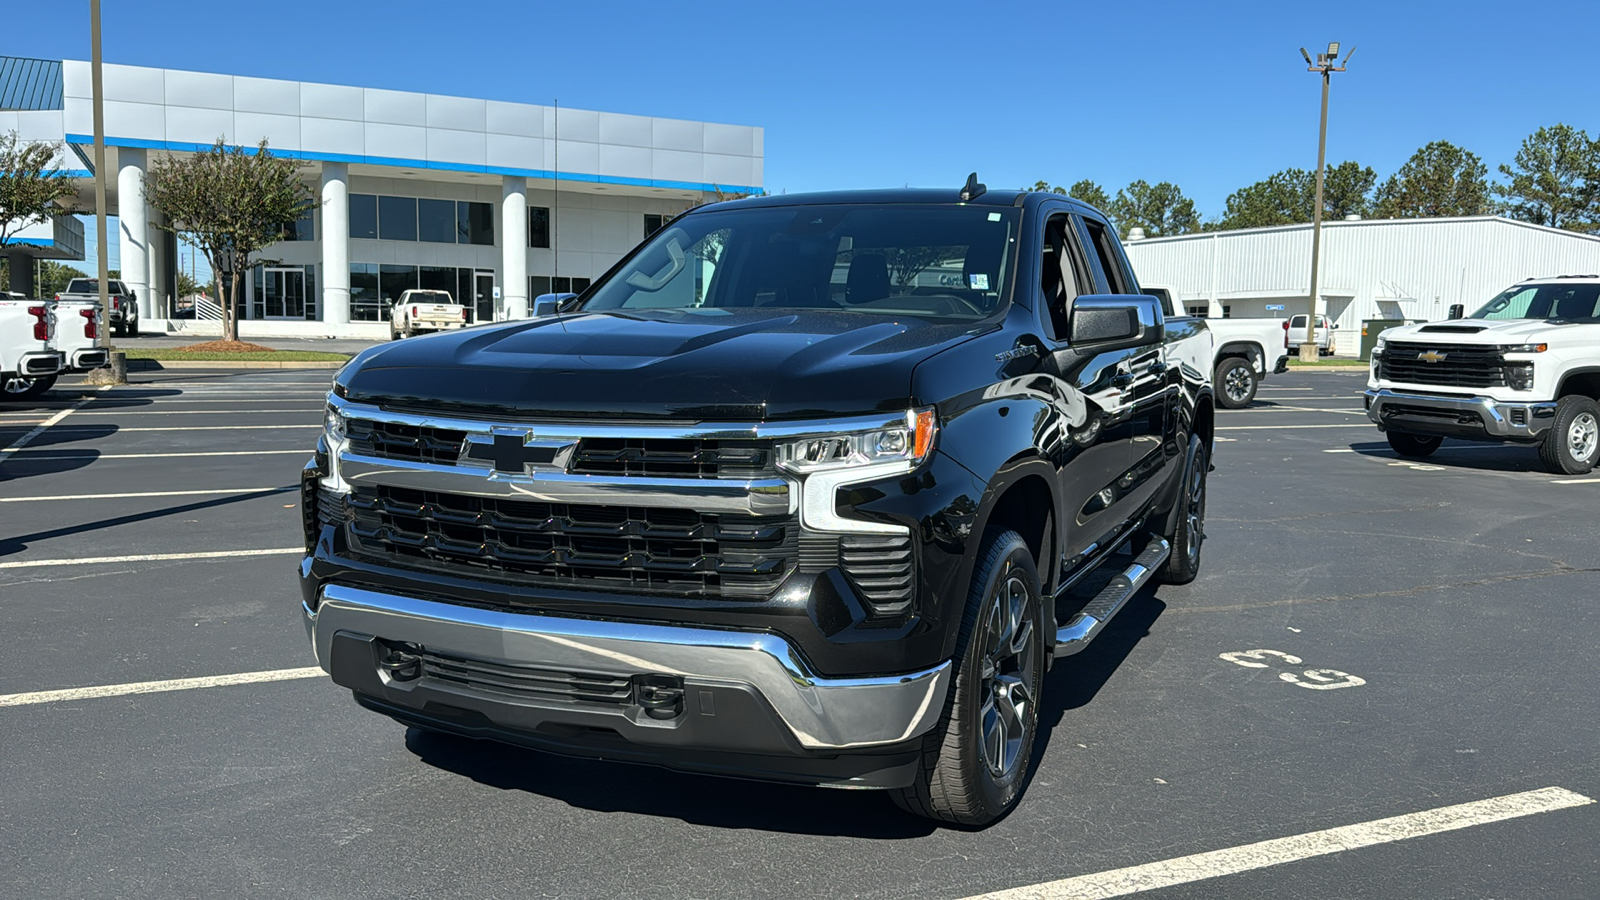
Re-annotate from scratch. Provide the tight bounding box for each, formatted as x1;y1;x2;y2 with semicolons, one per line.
1053;537;1170;658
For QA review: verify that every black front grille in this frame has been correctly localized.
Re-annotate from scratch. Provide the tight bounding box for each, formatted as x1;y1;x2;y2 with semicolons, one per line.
840;534;915;616
347;418;467;464
346;485;796;599
569;438;773;478
1379;342;1506;388
420;648;633;707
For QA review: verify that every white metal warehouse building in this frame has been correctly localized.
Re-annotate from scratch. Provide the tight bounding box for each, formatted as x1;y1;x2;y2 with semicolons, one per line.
1123;217;1600;356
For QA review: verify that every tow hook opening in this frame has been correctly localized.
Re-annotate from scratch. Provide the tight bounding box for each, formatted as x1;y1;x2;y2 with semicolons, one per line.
377;639;424;682
634;674;686;720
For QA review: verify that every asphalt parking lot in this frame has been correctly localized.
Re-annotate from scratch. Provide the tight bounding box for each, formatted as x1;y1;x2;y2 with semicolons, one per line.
1;368;1596;899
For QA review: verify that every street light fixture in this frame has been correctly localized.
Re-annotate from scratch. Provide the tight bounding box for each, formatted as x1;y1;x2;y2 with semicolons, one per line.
1300;41;1355;363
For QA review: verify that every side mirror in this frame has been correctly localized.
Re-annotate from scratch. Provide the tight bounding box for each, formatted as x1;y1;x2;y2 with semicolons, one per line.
531;292;577;317
1069;294;1164;352
1448;304;1465;320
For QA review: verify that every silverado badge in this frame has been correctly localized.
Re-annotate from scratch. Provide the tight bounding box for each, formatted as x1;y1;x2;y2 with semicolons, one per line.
1418;350;1449;363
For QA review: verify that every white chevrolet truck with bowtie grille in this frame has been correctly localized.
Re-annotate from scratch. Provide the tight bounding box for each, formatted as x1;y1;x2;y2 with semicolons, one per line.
1366;276;1600;474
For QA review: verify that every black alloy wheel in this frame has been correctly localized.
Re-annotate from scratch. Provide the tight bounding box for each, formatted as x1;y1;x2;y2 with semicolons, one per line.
894;528;1045;827
1161;433;1207;584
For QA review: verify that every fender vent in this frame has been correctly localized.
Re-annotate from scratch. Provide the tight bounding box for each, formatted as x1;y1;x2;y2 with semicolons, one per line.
840;534;915;617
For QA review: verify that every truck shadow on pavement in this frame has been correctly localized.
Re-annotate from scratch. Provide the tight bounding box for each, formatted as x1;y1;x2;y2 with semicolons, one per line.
1345;440;1544;473
400;584;1166;837
0;485;295;557
0;424;115;484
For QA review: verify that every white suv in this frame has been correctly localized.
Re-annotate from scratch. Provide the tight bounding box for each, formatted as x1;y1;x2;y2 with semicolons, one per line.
1366;276;1600;473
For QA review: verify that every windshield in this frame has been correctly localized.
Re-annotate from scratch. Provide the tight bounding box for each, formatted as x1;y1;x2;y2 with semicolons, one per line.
1472;282;1600;322
412;291;455;303
579;204;1020;322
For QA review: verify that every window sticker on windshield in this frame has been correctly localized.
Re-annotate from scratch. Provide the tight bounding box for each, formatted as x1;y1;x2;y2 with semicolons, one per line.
969;273;990;290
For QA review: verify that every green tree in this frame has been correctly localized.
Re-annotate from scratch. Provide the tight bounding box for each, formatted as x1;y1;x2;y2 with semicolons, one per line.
0;131;78;293
1373;141;1490;219
1221;169;1313;229
1067;179;1110;210
1492;124;1600;231
1025;180;1068;194
1109;180;1199;238
1320;161;1377;219
38;261;87;298
144;139;316;341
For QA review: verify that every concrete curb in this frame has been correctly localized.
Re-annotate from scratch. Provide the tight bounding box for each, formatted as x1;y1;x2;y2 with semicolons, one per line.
126;359;348;370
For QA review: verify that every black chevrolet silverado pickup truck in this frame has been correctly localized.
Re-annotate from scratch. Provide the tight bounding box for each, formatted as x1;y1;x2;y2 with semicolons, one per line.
300;180;1216;825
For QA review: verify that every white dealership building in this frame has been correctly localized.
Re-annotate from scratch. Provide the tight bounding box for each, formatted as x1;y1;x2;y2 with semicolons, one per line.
0;55;763;337
1124;216;1600;355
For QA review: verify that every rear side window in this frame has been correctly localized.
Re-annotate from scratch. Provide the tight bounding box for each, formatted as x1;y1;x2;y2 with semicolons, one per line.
1078;217;1133;294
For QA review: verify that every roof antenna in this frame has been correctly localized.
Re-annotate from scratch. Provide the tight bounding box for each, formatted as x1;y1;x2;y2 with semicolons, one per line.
960;172;986;201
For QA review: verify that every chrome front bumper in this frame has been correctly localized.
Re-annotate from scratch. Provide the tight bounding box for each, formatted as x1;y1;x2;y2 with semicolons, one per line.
304;583;950;751
1365;389;1559;439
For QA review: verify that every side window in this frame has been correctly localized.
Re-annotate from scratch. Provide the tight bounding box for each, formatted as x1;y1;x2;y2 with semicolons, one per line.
1041;213;1090;340
1078;216;1133;294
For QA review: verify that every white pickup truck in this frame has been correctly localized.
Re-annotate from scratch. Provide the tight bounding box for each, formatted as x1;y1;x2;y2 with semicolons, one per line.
1142;285;1290;408
389;289;468;340
56;278;139;337
49;297;110;374
1;293;64;401
1366;276;1600;474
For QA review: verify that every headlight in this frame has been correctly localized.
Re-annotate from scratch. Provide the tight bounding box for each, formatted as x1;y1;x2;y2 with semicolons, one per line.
775;409;937;474
1372;338;1386;356
324;404;347;443
1505;343;1548;353
1507;364;1535;391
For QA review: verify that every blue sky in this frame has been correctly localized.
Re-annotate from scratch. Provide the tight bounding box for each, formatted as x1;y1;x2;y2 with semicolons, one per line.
11;0;1600;271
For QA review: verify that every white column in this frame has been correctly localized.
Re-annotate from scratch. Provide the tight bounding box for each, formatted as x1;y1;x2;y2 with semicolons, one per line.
502;175;529;320
320;162;351;328
117;148;151;319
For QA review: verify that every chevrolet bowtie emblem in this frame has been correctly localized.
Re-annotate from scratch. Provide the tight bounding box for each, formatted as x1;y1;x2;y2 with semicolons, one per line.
461;429;576;474
1418;350;1449;363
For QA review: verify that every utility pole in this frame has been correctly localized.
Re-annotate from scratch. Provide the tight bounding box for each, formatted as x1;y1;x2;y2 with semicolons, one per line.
89;0;125;382
1299;42;1353;364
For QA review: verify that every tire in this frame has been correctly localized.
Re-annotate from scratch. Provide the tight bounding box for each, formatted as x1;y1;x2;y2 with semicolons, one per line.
893;528;1045;827
1215;357;1257;409
1160;434;1207;585
1387;432;1442;458
114;321;126;338
1539;396;1600;475
1;373;56;401
390;326;402;341
128;317;139;337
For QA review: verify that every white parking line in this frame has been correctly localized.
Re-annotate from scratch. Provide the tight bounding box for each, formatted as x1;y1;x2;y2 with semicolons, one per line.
0;547;302;570
76;424;320;432
0;487;291;503
0;389;105;459
8;449;310;460
1323;446;1504;454
963;787;1595;900
1552;477;1600;484
0;666;325;707
59;408;324;416
1218;424;1372;431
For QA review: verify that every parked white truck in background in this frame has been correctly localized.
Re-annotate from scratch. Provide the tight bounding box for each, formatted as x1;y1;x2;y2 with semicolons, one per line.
389;289;468;339
49;298;110;374
1367;276;1600;474
1;294;63;400
56;278;139;337
1142;285;1290;408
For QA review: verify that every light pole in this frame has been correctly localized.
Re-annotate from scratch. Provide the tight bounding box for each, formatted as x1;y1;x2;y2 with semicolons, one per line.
1299;41;1354;363
89;0;126;383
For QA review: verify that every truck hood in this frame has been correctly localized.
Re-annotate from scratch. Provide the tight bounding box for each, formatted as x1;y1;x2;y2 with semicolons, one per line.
1382;319;1580;345
338;308;986;420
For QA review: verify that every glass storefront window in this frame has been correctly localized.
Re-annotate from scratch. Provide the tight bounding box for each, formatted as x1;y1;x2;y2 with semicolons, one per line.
529;207;550;249
379;264;419;311
379;196;418;242
419;265;458;300
530;276;550;297
350;263;382;321
281;208;315;241
458;201;494;246
530;275;592;298
419;199;456;244
350;194;378;239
